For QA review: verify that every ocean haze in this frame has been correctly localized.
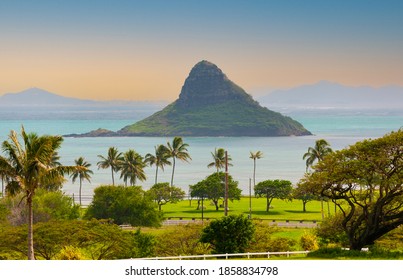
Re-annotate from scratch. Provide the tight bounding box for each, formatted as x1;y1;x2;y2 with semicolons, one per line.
257;81;403;110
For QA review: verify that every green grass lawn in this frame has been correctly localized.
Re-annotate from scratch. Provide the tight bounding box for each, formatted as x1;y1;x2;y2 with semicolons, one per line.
161;196;335;222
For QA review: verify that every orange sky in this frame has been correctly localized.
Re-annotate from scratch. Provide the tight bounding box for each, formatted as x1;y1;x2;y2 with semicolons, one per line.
1;1;402;101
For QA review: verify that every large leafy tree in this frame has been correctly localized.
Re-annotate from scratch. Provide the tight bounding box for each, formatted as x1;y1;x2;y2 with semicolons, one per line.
71;157;93;206
166;137;191;186
254;179;293;212
200;215;255;254
145;145;171;184
119;150;146;186
207;148;232;172
97;147;123;186
0;127;77;260
298;130;403;250
249;151;263;188
147;182;185;211
189;172;241;211
85;185;162;227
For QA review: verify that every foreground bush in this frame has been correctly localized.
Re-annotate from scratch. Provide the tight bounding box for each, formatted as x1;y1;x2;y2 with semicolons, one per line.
0;189;79;226
155;224;210;257
200;215;255;254
0;219;154;260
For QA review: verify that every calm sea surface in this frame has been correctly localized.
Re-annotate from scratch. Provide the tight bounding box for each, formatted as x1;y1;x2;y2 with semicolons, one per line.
1;108;402;197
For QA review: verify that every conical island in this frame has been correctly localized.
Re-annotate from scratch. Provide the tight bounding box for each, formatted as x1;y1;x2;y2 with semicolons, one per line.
118;60;311;136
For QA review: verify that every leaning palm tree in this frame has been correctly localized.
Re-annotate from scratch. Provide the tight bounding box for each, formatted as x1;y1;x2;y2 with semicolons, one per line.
71;157;93;206
250;151;263;188
0;127;77;260
119;149;146;186
145;145;171;184
303;139;333;172
207;148;232;172
97;147;122;186
166;137;191;186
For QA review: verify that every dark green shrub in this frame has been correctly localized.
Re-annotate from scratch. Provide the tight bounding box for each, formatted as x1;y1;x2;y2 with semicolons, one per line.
200;214;255;254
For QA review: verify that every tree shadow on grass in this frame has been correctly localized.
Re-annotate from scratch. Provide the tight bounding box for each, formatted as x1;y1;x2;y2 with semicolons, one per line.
243;210;282;216
284;210;320;214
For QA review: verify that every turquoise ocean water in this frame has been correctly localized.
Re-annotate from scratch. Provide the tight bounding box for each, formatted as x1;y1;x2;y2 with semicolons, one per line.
0;108;402;197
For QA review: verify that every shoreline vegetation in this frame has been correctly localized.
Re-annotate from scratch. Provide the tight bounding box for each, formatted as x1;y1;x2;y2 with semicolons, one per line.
0;128;402;260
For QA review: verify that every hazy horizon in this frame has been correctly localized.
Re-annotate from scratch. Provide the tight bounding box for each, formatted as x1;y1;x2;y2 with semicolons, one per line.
1;0;402;101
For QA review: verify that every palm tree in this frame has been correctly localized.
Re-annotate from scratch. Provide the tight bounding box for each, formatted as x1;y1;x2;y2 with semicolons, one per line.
303;139;333;219
303;139;333;172
119;149;146;186
166;137;191;186
97;147;122;186
71;157;93;206
250;151;263;187
145;145;171;184
207;148;232;172
0;127;77;260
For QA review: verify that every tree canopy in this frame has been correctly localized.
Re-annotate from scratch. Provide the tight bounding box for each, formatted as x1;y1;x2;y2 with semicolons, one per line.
85;185;162;227
200;215;255;254
189;172;241;211
254;179;293;212
298;130;403;250
147;182;185;211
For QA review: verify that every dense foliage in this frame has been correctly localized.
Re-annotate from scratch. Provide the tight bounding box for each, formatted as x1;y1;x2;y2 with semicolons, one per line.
85;185;162;227
0;219;154;260
254;179;293;212
299;130;403;250
189;172;242;211
0;189;79;226
200;215;255;254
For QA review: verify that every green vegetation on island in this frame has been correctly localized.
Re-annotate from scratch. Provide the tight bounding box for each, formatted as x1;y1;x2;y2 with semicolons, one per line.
119;61;311;137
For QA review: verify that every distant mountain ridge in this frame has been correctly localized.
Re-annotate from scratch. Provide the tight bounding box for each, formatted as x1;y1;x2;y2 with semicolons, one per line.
257;81;403;110
0;87;167;107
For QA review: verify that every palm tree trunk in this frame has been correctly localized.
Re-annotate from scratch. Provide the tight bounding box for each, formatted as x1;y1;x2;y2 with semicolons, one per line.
111;166;115;186
171;158;176;186
253;159;256;187
79;178;82;206
155;166;158;184
27;193;35;260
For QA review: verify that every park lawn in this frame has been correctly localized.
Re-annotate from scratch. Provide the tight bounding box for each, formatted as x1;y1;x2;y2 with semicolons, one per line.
161;196;335;222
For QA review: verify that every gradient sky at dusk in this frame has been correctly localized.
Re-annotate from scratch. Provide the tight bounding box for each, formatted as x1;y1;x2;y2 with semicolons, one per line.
1;0;402;101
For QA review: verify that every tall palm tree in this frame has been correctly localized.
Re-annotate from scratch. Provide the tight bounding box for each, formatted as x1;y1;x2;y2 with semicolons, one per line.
97;147;122;186
250;151;263;188
303;139;333;172
207;148;232;172
145;145;171;184
119;149;146;186
303;139;333;220
167;137;191;186
71;157;93;206
0;127;77;260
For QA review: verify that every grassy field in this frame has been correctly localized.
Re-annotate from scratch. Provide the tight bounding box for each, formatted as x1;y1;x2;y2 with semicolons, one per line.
161;196;334;221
